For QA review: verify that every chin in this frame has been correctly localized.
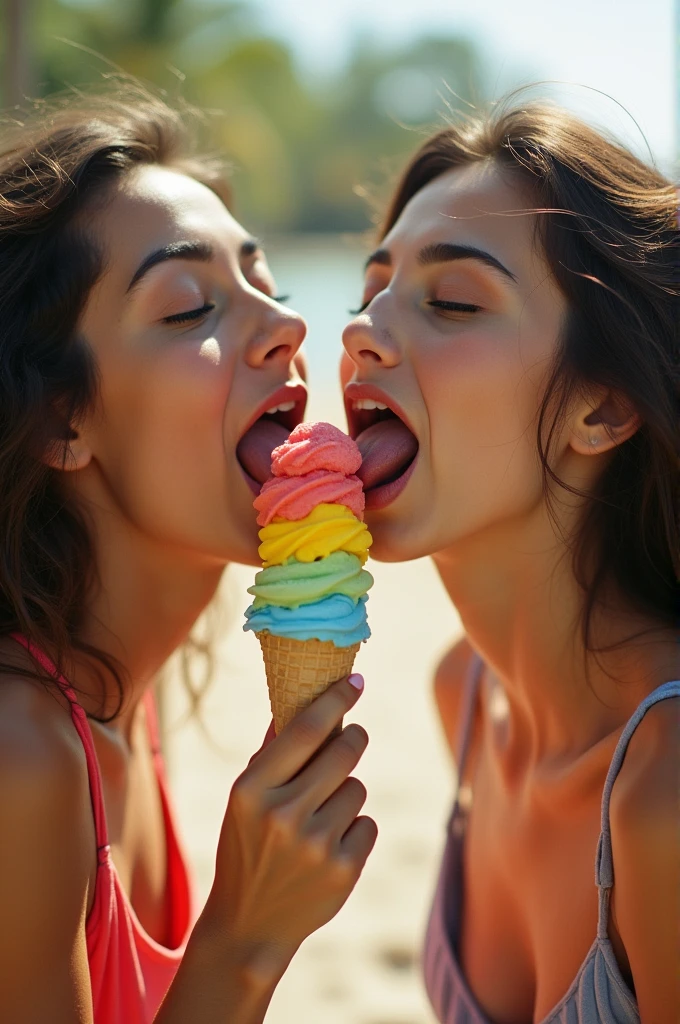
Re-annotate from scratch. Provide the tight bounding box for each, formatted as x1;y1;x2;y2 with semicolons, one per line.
229;546;261;568
365;515;437;564
222;517;261;567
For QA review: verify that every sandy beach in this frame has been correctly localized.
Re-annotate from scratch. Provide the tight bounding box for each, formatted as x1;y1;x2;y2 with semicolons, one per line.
164;554;462;1023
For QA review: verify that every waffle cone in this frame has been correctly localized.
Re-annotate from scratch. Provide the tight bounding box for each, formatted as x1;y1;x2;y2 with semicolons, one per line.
256;632;360;734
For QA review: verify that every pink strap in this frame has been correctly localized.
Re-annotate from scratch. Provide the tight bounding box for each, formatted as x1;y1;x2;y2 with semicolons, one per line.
10;633;110;858
143;688;163;758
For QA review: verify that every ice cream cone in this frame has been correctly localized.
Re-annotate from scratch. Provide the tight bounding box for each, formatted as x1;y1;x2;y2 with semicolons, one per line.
257;631;361;734
245;423;372;735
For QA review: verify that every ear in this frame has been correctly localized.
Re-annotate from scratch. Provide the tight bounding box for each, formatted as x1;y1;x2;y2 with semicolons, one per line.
42;428;93;472
569;388;642;456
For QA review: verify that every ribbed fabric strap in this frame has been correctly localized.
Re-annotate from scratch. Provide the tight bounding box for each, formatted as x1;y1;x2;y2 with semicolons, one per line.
449;652;483;823
595;678;680;937
10;633;110;857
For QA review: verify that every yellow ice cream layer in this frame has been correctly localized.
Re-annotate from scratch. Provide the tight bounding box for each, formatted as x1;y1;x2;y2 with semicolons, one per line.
258;503;373;568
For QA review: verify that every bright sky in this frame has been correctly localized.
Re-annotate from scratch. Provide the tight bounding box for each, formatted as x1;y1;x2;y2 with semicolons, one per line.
254;0;677;171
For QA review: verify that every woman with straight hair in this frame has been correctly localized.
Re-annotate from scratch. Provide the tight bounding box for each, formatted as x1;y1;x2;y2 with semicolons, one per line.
342;102;679;1023
0;87;376;1023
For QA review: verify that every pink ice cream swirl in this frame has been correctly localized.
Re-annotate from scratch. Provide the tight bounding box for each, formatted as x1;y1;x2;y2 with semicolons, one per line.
254;422;365;527
254;470;364;527
270;421;362;478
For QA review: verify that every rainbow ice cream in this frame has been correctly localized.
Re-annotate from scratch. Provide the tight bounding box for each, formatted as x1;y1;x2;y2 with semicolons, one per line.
244;422;373;733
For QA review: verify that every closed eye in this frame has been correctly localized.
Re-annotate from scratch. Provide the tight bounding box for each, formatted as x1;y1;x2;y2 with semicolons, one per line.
428;300;481;313
163;302;215;324
350;297;481;316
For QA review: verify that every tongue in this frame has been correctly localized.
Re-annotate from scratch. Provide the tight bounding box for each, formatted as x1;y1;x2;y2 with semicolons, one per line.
236;419;291;485
356;418;419;491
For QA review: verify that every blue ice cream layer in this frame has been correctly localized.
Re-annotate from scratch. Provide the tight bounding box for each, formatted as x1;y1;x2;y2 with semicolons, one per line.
243;594;370;647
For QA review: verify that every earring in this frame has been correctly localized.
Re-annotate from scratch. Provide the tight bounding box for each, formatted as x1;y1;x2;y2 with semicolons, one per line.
588;436;599;447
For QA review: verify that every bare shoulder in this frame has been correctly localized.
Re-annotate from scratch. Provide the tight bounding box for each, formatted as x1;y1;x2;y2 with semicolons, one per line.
0;665;87;781
609;695;680;1023
0;670;95;1021
0;666;94;893
432;635;478;758
610;693;679;824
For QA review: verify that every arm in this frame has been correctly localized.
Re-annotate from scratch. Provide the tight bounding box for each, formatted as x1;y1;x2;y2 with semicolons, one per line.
155;674;376;1024
610;697;680;1024
0;673;374;1024
152;923;281;1024
0;688;95;1023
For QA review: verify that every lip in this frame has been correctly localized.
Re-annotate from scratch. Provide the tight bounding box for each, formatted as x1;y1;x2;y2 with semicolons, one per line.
343;382;418;442
363;454;418;510
344;381;419;511
237;381;308;496
239;464;263;497
238;381;308;442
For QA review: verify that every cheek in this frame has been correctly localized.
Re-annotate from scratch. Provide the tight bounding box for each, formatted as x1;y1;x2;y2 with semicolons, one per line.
339;350;354;389
294;350;308;383
423;328;550;511
96;342;235;527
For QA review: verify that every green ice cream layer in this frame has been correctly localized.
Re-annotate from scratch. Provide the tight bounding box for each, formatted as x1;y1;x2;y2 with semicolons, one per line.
248;550;373;610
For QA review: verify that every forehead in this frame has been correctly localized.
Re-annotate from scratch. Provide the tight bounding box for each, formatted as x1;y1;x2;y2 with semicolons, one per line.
89;164;243;255
385;159;538;255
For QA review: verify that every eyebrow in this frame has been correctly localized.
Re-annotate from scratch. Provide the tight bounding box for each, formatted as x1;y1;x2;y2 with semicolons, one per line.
126;237;262;293
365;242;517;282
364;248;392;271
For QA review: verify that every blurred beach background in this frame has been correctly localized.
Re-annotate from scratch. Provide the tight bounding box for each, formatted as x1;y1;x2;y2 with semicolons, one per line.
1;2;675;1020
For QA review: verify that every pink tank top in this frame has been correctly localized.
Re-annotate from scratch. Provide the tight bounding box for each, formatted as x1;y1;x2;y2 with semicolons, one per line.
12;635;194;1023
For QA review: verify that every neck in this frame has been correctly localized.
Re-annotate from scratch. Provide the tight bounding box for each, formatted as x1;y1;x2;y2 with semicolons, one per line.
433;505;676;766
74;508;226;740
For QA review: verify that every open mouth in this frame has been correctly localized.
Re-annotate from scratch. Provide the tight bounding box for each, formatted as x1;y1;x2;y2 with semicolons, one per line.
236;384;307;495
345;384;419;511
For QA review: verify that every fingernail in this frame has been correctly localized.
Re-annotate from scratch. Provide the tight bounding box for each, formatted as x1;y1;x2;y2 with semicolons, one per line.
348;673;364;692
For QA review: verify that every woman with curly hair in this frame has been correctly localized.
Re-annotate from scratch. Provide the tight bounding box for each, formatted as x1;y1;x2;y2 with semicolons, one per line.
0;89;376;1023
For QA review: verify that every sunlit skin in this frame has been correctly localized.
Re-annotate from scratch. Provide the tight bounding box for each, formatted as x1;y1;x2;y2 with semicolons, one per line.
341;161;679;1022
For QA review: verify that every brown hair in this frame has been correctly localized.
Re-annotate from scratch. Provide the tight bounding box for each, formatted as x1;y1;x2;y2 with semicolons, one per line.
382;103;679;646
0;84;230;718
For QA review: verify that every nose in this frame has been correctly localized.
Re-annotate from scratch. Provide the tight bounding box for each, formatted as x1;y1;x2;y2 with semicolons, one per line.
245;302;307;369
342;312;401;372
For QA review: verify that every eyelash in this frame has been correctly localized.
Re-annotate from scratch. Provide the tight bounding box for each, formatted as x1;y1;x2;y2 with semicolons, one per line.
428;300;481;314
349;298;481;315
163;303;215;324
163;292;290;326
